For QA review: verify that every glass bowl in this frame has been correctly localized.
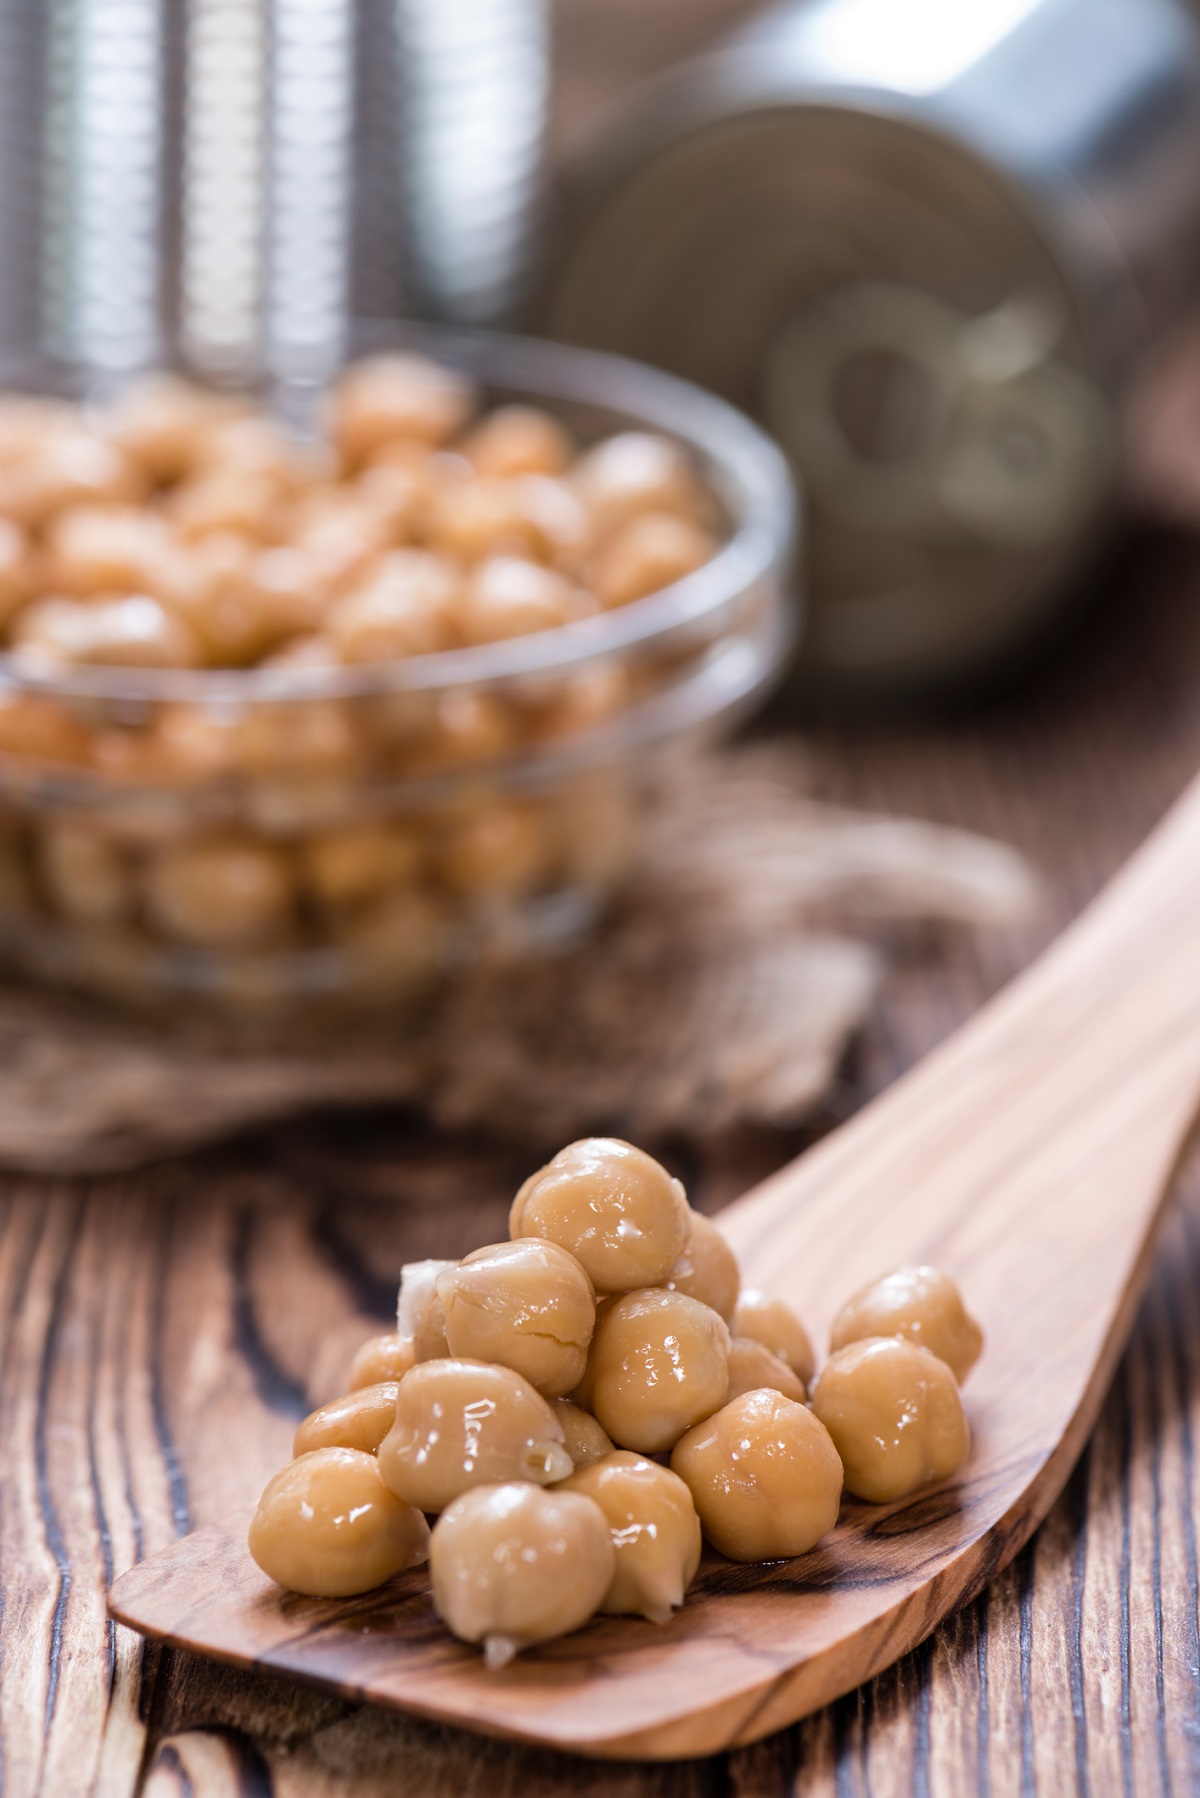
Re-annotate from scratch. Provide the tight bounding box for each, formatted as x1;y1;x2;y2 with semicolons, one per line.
0;324;797;1016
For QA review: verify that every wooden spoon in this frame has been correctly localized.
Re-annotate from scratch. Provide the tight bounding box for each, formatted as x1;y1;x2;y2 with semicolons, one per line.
108;770;1200;1760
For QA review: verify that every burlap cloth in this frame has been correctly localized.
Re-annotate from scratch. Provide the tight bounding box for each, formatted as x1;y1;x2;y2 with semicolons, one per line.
0;744;1036;1172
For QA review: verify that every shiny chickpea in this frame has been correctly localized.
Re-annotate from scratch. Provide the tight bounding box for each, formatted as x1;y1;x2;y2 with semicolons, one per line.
810;1336;970;1504
293;1382;402;1457
248;1447;429;1598
349;1331;417;1391
331;354;477;467
378;1359;573;1513
103;376;249;484
559;1450;701;1624
430;1481;613;1668
829;1265;983;1384
456;556;576;645
665;1212;740;1323
144;836;294;948
328;550;460;662
300;823;423;912
44;506;175;597
671;1389;843;1562
38;822;132;925
461;405;573;479
438;800;549;901
438;1239;595;1398
551;1398;614;1469
572;432;706;539
723;1337;806;1405
591;512;717;610
733;1290;816;1388
0;519;35;624
588;1289;730;1454
395;1257;456;1361
510;1138;690;1294
11;595;204;670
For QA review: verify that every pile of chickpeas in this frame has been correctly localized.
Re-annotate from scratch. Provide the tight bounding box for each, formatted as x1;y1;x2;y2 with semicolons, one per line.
0;356;724;999
248;1138;983;1669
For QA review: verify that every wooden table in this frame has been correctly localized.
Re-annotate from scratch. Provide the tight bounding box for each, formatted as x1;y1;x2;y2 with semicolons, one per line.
5;528;1200;1796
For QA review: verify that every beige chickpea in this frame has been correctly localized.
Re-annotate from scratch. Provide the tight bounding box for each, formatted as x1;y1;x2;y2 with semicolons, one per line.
348;1331;417;1391
461;405;573;479
506;476;592;572
300;823;423;913
167;467;289;544
409;690;518;771
44;506;175;598
810;1336;970;1504
331;353;477;467
293;1382;402;1457
248;1447;429;1598
591;513;717;610
733;1289;816;1388
531;662;630;742
237;700;361;780
829;1265;984;1384
665;1212;740;1323
38;822;132;926
378;1359;573;1513
424;477;550;565
572;432;706;539
144;836;294;948
328;550;460;662
456;556;576;645
196;414;332;489
356;460;425;539
291;493;397;593
551;1398;614;1469
0;427;144;528
438;800;549;901
395;1257;455;1361
430;1481;613;1668
11;595;204;670
723;1337;807;1406
103;376;249;484
510;1137;690;1294
559;1450;701;1624
0;519;35;624
671;1389;843;1562
589;1289;730;1453
0;694;89;765
437;1239;595;1398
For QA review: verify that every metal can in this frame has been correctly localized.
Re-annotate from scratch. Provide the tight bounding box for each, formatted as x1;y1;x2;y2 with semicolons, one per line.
539;0;1200;704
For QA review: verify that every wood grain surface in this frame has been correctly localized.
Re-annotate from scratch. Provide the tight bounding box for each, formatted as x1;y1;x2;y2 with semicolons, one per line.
7;530;1200;1792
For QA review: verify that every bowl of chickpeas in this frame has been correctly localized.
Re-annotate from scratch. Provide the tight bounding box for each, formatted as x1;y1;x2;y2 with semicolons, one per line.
0;327;794;1015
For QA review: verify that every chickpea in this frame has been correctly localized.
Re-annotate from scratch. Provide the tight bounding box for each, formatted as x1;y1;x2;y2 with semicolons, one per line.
456;556;576;645
11;595;204;670
438;1239;595;1398
356;460;425;538
723;1337;806;1405
810;1337;970;1504
509;475;592;571
829;1265;984;1384
196;414;332;489
461;405;573;479
0;519;35;624
168;467;289;543
293;1382;402;1457
291;493;397;593
424;477;550;565
510;1138;690;1294
671;1389;843;1562
559;1451;701;1624
378;1359;573;1513
331;353;477;467
0;427;144;527
591;513;716;610
144;836;294;948
439;800;549;901
349;1332;417;1391
411;690;517;770
430;1481;613;1668
572;432;706;539
551;1398;614;1469
665;1212;740;1323
0;694;88;765
237;700;361;779
588;1289;730;1454
103;376;249;483
44;506;175;597
248;1447;429;1598
300;823;423;912
38;822;132;925
395;1257;455;1361
328;550;460;662
532;662;630;741
733;1290;816;1388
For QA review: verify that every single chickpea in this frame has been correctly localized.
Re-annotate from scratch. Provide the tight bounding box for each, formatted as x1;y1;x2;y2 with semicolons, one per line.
11;595;205;670
590;512;717;610
829;1265;983;1384
550;1398;614;1469
331;354;477;467
0;519;35;624
248;1447;429;1598
531;662;630;742
437;1239;596;1398
356;460;425;539
377;1359;573;1513
424;477;548;565
438;800;549;901
328;550;460;662
510;1137;690;1294
461;405;573;479
300;823;424;913
588;1288;730;1454
245;546;330;642
293;1382;402;1457
456;556;576;646
102;376;249;484
671;1389;844;1562
349;1331;417;1391
144;836;294;948
395;1257;455;1361
0;694;89;765
1;427;145;527
291;493;397;593
559;1450;701;1624
723;1337;807;1405
409;689;518;771
509;475;592;571
733;1289;816;1388
430;1481;614;1668
665;1212;740;1323
38;822;132;925
44;506;175;598
810;1336;970;1504
163;533;269;666
168;467;289;544
572;432;706;539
